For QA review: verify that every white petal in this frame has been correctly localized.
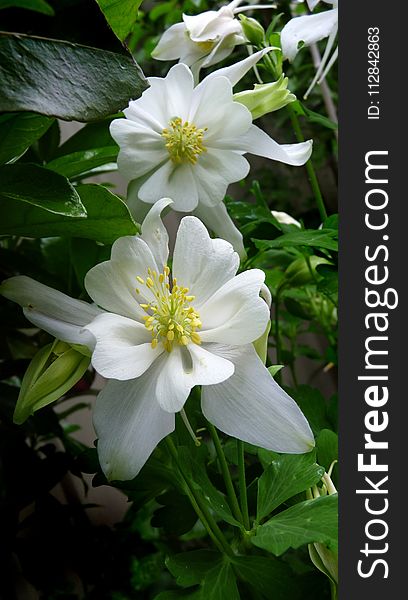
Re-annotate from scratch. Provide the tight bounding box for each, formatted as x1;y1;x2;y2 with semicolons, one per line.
140;197;172;271
307;0;321;9
94;376;175;481
271;210;301;227
204;47;273;87
152;22;196;61
190;75;252;140
240;124;313;166
139;161;200;212
110;119;167;180
0;276;101;347
199;270;270;345
172;215;239;306
85;237;158;320
281;9;338;62
193;201;246;260
194;149;250;206
150;63;195;122
84;313;162;380
201;344;315;453
183;10;220;40
155;344;234;413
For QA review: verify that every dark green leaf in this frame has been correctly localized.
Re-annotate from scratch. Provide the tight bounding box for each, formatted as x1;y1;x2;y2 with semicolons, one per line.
257;453;325;521
200;561;239;600
46;147;118;179
252;494;338;556
293;101;338;131
166;550;222;588
289;385;332;435
254;229;338;252
0;112;54;164
0;163;86;216
55;119;117;156
0;183;139;243
316;429;338;472
0;0;54;14
231;555;301;600
96;0;142;42
0;32;148;121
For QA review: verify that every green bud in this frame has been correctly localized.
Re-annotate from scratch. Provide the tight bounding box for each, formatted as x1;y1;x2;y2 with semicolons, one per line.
253;320;271;364
14;339;91;424
239;14;265;45
282;255;330;289
234;75;296;120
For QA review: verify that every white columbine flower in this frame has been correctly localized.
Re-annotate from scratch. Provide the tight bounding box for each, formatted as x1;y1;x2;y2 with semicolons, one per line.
271;210;301;227
152;0;272;79
1;199;314;481
110;50;312;257
281;0;338;98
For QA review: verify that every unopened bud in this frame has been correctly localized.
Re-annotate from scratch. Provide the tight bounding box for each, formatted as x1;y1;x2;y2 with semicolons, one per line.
14;339;90;424
239;14;265;45
234;75;296;120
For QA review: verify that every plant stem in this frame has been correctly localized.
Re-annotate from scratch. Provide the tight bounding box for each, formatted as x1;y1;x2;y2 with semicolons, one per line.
237;440;251;530
165;437;234;557
207;423;244;524
287;104;328;222
274;294;282;384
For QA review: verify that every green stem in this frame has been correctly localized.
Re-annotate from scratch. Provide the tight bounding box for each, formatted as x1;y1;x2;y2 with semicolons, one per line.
287;104;327;222
207;423;243;524
274;294;282;384
165;437;234;557
237;440;250;531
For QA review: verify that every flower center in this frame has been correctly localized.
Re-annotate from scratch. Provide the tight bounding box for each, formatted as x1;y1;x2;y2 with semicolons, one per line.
136;266;202;352
162;117;207;165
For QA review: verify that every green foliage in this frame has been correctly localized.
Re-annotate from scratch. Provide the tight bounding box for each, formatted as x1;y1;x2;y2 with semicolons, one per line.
0;32;147;121
0;112;54;164
96;0;143;41
0;0;54;14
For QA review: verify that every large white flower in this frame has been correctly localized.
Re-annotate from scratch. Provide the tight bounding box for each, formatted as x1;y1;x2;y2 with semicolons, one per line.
0;199;314;481
152;0;271;79
281;0;338;98
110;50;312;257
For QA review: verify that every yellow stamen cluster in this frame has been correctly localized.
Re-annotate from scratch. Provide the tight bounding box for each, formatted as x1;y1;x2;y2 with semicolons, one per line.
162;117;207;165
137;266;202;352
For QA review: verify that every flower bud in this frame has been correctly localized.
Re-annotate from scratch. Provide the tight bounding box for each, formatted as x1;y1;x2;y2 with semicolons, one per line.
234;75;296;120
238;14;265;45
283;255;330;288
14;339;91;424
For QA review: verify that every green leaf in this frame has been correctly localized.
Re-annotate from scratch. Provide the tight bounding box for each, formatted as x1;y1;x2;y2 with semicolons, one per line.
46;147;119;179
289;385;332;435
251;494;338;556
0;164;86;217
0;112;54;164
257;453;325;521
0;32;147;121
0;183;139;243
200;561;239;600
166;550;222;588
268;364;284;377
0;0;54;14
231;555;301;600
293;100;338;131
55;119;116;156
96;0;142;42
254;229;338;253
316;429;338;472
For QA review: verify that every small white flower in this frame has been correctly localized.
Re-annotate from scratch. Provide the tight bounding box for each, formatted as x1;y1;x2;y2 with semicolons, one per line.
1;199;314;481
110;50;312;256
152;0;272;79
271;210;301;227
281;0;338;98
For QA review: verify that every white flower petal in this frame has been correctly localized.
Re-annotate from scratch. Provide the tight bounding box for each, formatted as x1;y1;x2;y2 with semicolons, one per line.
193;201;246;260
307;0;321;9
140;197;172;271
240;124;313;166
0;276;101;347
151;63;195;122
194;149;250;206
152;22;199;62
199;270;270;344
190;75;252;140
110;119;167;180
201;344;315;453
85;237;158;320
84;313;162;380
281;9;338;62
204;47;273;87
139;161;199;212
155;344;234;413
94;376;175;481
172;216;239;306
